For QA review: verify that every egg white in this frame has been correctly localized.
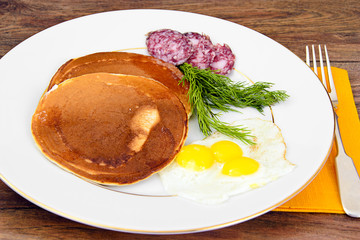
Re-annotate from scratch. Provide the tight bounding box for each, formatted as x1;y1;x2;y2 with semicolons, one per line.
158;118;295;205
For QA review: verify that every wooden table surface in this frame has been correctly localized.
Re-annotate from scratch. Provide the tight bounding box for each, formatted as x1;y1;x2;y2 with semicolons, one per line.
1;0;359;239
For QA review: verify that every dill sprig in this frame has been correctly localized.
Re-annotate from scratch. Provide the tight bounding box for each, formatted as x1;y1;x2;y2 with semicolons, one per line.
178;63;289;144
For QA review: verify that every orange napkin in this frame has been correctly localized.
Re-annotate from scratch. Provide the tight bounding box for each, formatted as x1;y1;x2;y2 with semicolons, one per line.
274;67;360;213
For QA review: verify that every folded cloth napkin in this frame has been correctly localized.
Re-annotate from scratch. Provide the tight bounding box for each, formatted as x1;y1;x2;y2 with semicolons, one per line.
274;67;360;213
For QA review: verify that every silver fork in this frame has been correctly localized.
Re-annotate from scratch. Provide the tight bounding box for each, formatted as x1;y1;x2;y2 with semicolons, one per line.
306;45;360;217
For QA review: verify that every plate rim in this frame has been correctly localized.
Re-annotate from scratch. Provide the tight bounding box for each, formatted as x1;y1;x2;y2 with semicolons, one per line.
0;8;335;234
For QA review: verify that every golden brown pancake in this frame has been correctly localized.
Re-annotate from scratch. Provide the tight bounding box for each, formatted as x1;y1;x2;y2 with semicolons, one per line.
48;51;191;116
32;73;188;185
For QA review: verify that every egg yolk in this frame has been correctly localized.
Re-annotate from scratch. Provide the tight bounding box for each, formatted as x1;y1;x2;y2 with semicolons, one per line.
222;156;260;176
210;140;243;163
176;144;214;171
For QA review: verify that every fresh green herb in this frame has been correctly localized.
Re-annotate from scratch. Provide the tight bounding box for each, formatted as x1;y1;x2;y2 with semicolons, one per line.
178;63;289;144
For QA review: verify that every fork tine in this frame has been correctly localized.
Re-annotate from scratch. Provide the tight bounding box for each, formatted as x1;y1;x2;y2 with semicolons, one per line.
312;45;318;75
306;46;310;66
324;45;336;95
318;45;327;89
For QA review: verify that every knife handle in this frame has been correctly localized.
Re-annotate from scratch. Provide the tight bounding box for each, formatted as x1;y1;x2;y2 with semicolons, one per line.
334;114;360;217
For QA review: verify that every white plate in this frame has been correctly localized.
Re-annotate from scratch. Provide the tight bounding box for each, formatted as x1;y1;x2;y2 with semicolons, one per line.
0;9;334;234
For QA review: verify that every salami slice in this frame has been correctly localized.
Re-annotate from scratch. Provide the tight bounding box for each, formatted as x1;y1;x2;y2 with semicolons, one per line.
184;32;215;69
210;44;235;75
146;29;193;65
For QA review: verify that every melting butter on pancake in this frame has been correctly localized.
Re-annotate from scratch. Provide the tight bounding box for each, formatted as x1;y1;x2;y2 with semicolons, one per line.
31;73;188;185
48;51;191;116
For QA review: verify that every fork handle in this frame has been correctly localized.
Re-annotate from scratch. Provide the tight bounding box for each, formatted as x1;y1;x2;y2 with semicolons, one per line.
334;114;360;217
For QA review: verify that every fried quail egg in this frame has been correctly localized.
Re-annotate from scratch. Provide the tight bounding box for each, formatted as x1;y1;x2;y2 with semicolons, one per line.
158;118;295;204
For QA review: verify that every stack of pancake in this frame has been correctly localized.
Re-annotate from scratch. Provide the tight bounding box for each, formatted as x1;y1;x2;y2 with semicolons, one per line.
31;52;190;185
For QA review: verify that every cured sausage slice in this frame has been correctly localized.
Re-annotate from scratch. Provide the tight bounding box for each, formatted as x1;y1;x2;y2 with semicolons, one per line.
146;29;193;65
210;44;235;75
146;29;236;75
184;32;215;69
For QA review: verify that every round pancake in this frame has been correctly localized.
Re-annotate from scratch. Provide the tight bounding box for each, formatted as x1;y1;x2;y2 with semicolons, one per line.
48;51;191;116
32;73;188;185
